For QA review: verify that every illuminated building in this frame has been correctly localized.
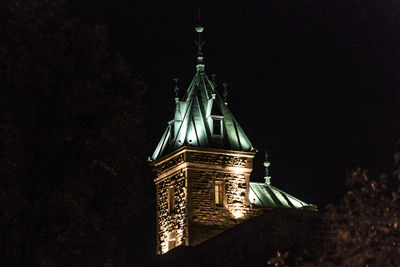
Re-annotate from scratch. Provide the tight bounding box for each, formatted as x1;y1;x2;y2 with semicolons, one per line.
150;26;315;255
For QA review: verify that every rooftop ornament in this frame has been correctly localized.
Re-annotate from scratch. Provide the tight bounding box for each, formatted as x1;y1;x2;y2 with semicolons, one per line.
194;25;205;71
264;150;271;185
195;25;204;53
194;9;205;70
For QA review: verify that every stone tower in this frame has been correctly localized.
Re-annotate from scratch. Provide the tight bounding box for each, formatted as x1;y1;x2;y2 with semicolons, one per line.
151;26;312;255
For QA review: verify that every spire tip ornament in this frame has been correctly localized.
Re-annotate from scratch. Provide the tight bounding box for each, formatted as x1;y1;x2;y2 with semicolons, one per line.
194;25;205;65
195;26;204;33
194;9;205;71
264;150;271;185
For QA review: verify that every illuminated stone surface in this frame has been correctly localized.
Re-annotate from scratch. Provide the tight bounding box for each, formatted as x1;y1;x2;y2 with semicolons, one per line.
153;147;260;254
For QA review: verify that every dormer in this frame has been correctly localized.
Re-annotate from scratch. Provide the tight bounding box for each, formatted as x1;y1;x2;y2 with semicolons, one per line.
207;93;224;137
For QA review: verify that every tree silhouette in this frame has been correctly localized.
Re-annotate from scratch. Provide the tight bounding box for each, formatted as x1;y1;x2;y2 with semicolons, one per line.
268;145;400;266
0;0;152;266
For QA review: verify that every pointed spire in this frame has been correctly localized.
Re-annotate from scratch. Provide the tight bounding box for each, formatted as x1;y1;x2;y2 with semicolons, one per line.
211;74;216;89
151;19;254;161
222;83;228;104
264;150;271;185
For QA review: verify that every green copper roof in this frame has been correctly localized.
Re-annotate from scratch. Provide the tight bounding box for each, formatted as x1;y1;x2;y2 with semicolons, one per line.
152;65;254;161
249;182;310;209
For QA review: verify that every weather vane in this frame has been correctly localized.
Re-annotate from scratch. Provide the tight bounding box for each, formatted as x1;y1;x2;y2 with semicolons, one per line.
194;9;205;62
264;150;271;185
173;78;179;98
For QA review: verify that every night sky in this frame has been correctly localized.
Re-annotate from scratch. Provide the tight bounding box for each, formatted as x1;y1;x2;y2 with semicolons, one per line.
69;0;400;208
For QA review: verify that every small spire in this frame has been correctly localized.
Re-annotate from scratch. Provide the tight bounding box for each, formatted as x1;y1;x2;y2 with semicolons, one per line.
173;78;179;99
211;74;216;90
222;83;228;104
264;150;271;185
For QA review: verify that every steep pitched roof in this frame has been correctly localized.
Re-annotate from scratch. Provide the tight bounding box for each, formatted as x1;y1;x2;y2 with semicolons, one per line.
152;64;254;161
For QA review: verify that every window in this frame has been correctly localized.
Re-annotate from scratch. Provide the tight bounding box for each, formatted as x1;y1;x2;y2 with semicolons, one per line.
212;118;222;135
215;181;223;206
168;231;176;250
167;186;175;212
209;115;223;136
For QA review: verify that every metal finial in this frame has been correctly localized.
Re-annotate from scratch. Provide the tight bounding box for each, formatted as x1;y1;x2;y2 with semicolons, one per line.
194;9;205;63
173;78;179;98
263;150;271;185
195;26;205;60
222;83;228;103
194;9;205;69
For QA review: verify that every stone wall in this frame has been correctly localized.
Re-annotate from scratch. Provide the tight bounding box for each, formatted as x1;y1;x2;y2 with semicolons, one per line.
154;147;256;253
156;171;186;254
186;151;251;168
186;156;259;246
154;153;184;176
188;170;250;224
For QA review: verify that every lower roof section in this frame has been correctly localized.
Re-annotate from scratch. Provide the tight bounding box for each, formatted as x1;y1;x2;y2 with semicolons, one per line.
145;210;327;266
249;182;314;210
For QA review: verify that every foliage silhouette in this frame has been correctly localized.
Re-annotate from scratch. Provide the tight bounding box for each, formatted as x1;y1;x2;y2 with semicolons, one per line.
0;1;152;266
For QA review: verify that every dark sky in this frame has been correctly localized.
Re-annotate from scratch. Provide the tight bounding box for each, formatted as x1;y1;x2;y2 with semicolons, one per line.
68;0;400;208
